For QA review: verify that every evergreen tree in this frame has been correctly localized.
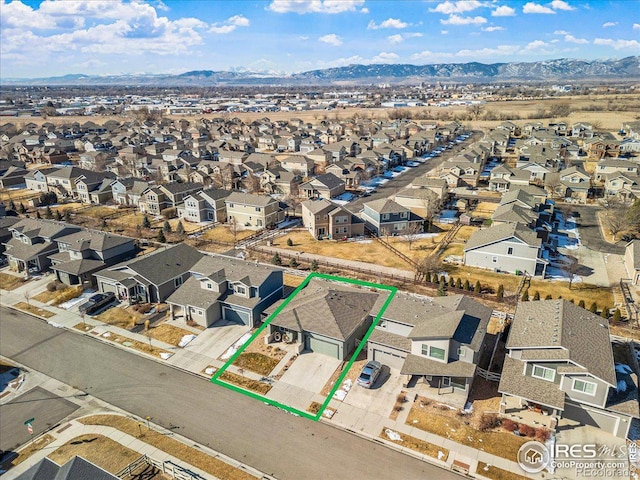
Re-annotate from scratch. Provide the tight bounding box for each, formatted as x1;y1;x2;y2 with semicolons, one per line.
163;220;172;233
45;206;53;219
157;230;166;243
463;279;470;291
449;276;455;288
496;284;504;300
311;259;319;271
64;210;71;222
455;278;462;289
578;300;585;309
545;294;553;300
589;302;598;313
533;290;540;301
142;215;151;228
601;306;610;319
9;200;16;211
36;211;41;219
54;210;62;221
569;298;575;304
176;221;185;235
289;258;299;268
521;289;529;301
612;308;622;322
437;279;446;296
18;203;26;214
475;280;481;294
272;252;282;266
287;238;293;247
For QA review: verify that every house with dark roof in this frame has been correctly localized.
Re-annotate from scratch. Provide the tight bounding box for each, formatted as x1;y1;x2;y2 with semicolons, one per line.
624;240;640;286
359;198;423;236
463;222;548;277
264;277;389;360
140;182;203;216
49;230;136;286
166;254;283;327
4;219;81;273
93;243;203;304
366;293;492;407
301;198;364;240
499;300;639;438
15;456;118;480
299;173;345;200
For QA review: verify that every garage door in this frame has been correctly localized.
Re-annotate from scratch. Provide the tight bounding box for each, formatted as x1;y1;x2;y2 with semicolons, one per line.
100;281;117;294
563;402;619;435
373;349;405;370
223;306;251;326
306;335;339;358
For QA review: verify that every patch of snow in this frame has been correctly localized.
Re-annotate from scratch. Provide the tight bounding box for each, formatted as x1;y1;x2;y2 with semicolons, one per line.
204;367;216;375
220;332;252;360
385;429;402;441
333;390;347;401
178;334;197;348
463;402;473;413
46;321;64;328
58;289;96;310
160;352;173;360
102;332;111;338
323;408;335;418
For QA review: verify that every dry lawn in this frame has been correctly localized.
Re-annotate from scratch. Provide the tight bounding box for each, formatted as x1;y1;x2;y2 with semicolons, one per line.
202;225;254;244
321;351;368;396
406;399;529;460
284;273;306;288
104;331;170;358
48;434;139;474
73;322;93;332
380;428;449;460
0;188;40;202
77;205;118;219
471;202;499;219
14;302;55;319
477;462;529;480
166;218;201;233
9;434;54;467
219;371;272;394
0;272;26;290
33;285;83;305
232;352;280;376
147;323;194;346
79;415;256;480
95;306;143;329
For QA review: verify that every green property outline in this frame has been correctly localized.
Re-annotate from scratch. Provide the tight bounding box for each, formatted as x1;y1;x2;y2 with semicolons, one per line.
210;272;398;421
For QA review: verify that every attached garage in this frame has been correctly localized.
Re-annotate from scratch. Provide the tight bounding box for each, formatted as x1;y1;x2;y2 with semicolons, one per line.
223;306;251;326
372;348;405;371
563;402;622;437
99;281;118;294
306;334;340;359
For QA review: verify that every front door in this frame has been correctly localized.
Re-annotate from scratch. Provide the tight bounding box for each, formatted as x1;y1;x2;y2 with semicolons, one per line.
318;227;326;236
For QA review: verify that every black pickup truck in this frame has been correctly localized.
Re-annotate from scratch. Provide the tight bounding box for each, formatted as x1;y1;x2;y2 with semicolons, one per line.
78;292;116;315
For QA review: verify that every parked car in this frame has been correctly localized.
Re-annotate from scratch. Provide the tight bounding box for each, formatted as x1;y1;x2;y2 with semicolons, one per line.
79;292;116;315
357;360;382;388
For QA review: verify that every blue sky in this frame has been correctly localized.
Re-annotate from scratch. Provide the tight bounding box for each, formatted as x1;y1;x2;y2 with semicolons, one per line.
1;0;638;78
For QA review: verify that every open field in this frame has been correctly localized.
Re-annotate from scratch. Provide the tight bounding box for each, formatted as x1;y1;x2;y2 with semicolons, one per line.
47;434;140;474
79;415;256;480
0;188;39;203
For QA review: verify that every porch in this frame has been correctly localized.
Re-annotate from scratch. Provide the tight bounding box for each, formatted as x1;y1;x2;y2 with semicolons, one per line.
499;395;558;430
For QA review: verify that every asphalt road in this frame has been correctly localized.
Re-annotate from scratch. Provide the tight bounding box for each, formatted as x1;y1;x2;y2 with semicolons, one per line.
571;205;625;255
0;386;79;451
345;131;484;215
0;307;461;480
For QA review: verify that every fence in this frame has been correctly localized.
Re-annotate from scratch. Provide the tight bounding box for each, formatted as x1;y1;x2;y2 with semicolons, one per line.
476;367;501;382
117;455;208;480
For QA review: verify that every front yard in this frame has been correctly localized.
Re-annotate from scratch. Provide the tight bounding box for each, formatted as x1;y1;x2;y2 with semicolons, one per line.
380;428;449;461
0;272;26;291
95;306;144;329
146;322;194;346
14;301;55;318
33;284;83;306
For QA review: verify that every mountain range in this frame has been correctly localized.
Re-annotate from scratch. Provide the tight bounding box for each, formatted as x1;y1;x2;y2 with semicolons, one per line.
3;57;639;86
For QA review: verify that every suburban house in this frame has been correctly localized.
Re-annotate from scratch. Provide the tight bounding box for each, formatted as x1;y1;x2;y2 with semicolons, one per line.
410;176;449;200
93;243;203;304
75;175;116;205
111;178;150;206
279;155;315;177
557;166;592;202
488;165;531;192
15;456;119;480
225;191;285;229
393;187;441;214
299;173;346;200
603;172;640;200
301;198;364;240
264;277;389;360
4;219;80;273
464;222;548;277
499;300;638;438
0;165;27;188
48;230;136;286
359;199;424;236
166;255;284;327
177;188;231;223
367;293;492;407
594;159;638;183
24;167;57;193
624;240;640;286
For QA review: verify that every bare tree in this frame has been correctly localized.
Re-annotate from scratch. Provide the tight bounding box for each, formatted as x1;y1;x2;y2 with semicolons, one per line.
244;173;261;193
416;254;442;281
466;104;484;121
563;255;580;290
420;190;441;232
544;173;564;199
402;223;422;250
603;208;629;241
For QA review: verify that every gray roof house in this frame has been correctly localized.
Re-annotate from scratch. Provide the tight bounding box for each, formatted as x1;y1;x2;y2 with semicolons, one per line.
177;188;231;224
624;240;640;286
499;300;639;438
359;198;424;236
93;243;203;304
15;456;118;480
166;255;284;327
463;222;547;277
367;293;491;407
265;277;390;360
299;173;345;200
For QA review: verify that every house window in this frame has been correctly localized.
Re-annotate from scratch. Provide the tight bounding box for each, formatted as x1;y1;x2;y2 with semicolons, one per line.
532;365;555;382
174;276;184;288
428;346;446;361
255;207;261;212
457;348;465;357
207;283;212;289
400;211;408;219
507;247;513;255
229;203;234;208
234;285;246;295
572;378;596;395
382;213;390;221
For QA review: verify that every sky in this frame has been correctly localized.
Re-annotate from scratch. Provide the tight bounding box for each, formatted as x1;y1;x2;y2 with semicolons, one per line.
1;0;639;78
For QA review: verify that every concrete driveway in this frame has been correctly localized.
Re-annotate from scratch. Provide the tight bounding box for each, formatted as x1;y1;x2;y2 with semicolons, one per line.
278;352;341;393
343;366;404;417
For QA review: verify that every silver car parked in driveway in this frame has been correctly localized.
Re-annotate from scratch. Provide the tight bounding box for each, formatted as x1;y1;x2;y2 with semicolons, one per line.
357;360;382;388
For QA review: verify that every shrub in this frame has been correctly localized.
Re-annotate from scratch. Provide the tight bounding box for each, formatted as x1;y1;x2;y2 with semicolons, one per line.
501;418;518;432
286;238;293;247
142;215;151;228
533;290;540;301
589;302;598;313
519;424;536;437
437;280;446;296
176;221;185;235
157;230;166;243
613;308;622;322
545;294;553;300
272;253;282;266
161;207;177;220
479;413;500;432
521;289;529;302
601;306;610;319
46;281;58;292
64;210;71;222
456;278;462;289
449;276;455;288
496;284;504;300
54;210;62;221
475;280;481;293
289;258;299;268
55;281;67;291
463;279;470;291
578;300;585;308
163;220;172;233
311;259;319;271
535;427;551;442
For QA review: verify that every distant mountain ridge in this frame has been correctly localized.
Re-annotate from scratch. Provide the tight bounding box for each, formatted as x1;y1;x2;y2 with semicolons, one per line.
4;57;639;86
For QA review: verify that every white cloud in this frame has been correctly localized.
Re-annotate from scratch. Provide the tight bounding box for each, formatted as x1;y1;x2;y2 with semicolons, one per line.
441;30;449;35
367;18;408;30
554;30;569;35
564;34;588;44
209;15;250;34
360;7;369;14
441;15;487;25
522;2;556;14
550;0;575;11
594;37;640;50
602;22;618;28
155;1;169;12
456;44;519;57
318;33;342;46
634;23;640;30
430;1;484;14
525;39;550;50
387;34;404;44
299;35;309;40
411;50;455;60
406;32;423;38
483;26;505;32
267;0;365;14
372;52;399;62
492;5;516;16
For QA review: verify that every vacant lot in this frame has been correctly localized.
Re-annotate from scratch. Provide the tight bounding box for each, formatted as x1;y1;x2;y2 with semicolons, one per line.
48;434;139;474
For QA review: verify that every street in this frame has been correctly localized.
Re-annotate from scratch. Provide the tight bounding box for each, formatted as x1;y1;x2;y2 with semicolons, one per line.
0;307;460;480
